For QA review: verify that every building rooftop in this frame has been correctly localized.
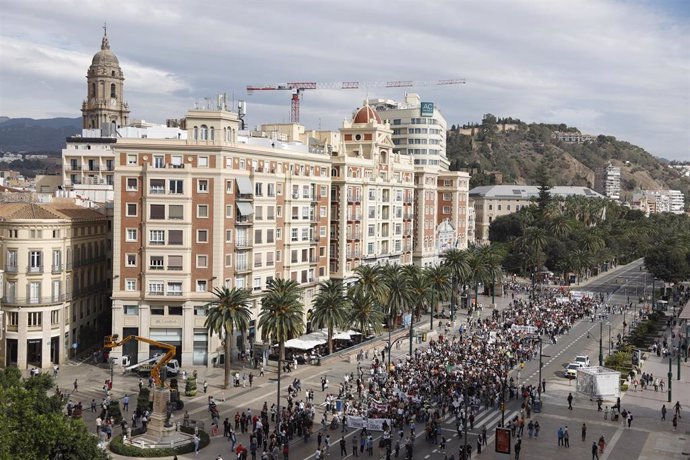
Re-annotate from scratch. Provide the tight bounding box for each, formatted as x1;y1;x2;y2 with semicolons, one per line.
0;202;106;221
469;185;603;199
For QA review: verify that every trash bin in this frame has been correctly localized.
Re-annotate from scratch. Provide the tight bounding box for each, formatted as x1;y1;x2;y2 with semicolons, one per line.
533;400;542;413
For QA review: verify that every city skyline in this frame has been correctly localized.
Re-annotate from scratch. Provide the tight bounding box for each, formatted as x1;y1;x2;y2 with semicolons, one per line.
0;0;688;161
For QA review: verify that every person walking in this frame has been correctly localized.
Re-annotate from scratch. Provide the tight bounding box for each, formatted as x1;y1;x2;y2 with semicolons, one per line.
581;423;587;442
627;411;633;428
567;393;573;410
122;394;129;412
73;379;78;392
672;415;678;431
564;426;570;447
604;406;609;420
675;401;682;419
534;420;540;438
557;427;564;446
542;378;546;393
340;437;347;457
661;404;667;421
203;380;208;394
592;441;599;460
514;437;522;460
352;434;359;457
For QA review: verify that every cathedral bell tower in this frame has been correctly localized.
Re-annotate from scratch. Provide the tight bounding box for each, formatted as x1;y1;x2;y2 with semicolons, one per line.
81;26;129;134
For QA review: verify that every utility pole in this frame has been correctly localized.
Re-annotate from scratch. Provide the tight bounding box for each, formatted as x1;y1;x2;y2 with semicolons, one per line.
409;313;414;356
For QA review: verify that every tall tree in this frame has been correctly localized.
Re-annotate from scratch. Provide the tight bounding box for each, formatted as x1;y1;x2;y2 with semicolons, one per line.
425;264;452;330
442;248;471;315
352;264;387;307
204;287;252;389
311;279;351;355
258;278;305;429
347;288;385;338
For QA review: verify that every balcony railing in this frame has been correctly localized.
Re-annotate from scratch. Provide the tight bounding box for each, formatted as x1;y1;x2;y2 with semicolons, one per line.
166;291;183;296
236;216;253;225
2;294;71;306
67;165;82;171
27;265;43;274
148;291;165;296
235;238;252;248
167;265;183;271
149;187;165;194
4;265;18;274
51;264;62;273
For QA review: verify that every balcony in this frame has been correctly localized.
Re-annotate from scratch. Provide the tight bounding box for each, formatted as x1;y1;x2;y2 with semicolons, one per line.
237;193;253;201
27;265;43;274
4;265;18;274
167;265;183;271
2;294;70;306
167;291;183;296
346;232;361;240
149;265;164;271
51;264;62;273
235;238;252;249
347;214;362;221
67;165;82;171
310;236;320;244
148;291;165;296
87;165;100;172
347;194;361;203
236;216;253;226
149;187;165;194
235;264;251;273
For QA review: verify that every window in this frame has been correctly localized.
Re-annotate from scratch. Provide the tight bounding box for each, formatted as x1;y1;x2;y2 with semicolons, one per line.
168;306;183;316
28;312;42;327
267;183;275;197
127;178;138;191
29;281;41;303
443;206;451;213
253;277;261;292
196;280;207;292
197;255;208;268
150;256;164;270
197;205;209;218
267;229;274;244
254;229;263;244
148;281;164;295
169;205;183;220
51;280;61;302
167;282;183;296
126;279;137;291
168;255;183;271
126;203;137;217
267;206;275;220
154;156;164;168
276;229;282;240
198;179;209;192
225;229;233;243
30;229;43;239
266;252;274;267
254;253;262;268
150;204;165;219
168;230;183;245
29;251;42;272
255;206;263;220
198;156;209;167
150;230;165;245
291;229;298;242
225;180;234;194
171;156;183;168
124;305;139;315
255;182;263;196
149;179;165;194
127;154;137;165
6;249;17;271
165;179;183;195
197;230;208;243
7;312;18;326
126;254;137;267
194;306;207;316
225;205;233;218
151;306;165;315
126;228;138;241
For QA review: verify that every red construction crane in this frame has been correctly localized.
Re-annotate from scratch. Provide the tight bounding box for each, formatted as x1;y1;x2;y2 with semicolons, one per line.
246;79;466;124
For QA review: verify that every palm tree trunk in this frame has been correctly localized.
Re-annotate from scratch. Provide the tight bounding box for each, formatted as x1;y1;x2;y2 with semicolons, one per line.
430;290;435;331
224;326;233;389
276;342;283;431
328;326;333;355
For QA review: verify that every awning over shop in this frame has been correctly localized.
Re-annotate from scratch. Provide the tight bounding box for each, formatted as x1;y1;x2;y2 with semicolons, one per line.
236;176;253;195
237;202;254;216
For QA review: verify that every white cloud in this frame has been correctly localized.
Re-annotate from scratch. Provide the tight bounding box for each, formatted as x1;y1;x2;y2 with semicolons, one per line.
0;0;688;160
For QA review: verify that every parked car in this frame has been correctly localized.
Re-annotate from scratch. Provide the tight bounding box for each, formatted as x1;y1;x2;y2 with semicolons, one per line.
564;362;583;378
574;355;590;367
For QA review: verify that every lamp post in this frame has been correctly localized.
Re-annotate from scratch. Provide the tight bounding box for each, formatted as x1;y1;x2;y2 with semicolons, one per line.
668;356;673;402
430;289;435;332
110;359;114;390
599;321;604;366
409;311;414;356
608;323;612;356
652;278;657;310
537;337;543;402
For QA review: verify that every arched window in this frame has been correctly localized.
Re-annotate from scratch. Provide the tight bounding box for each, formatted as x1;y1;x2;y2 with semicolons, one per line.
209;127;214;141
193;126;199;140
91;83;96;98
110;83;116;98
200;125;208;140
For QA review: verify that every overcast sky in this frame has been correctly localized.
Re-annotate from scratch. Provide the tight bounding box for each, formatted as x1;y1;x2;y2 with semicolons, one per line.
0;0;688;161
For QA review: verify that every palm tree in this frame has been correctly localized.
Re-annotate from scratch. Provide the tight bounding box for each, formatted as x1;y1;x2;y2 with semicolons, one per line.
380;264;413;363
310;279;351;355
442;248;471;317
466;244;493;309
204;287;252;389
404;265;431;322
424;264;451;330
347;288;384;337
352;264;387;307
258;278;304;429
547;214;572;240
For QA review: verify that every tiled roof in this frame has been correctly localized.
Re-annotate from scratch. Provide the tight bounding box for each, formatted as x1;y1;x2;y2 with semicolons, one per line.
0;202;105;221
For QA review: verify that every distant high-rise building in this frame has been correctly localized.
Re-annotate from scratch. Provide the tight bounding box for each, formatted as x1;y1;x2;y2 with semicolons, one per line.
633;190;685;215
594;163;621;201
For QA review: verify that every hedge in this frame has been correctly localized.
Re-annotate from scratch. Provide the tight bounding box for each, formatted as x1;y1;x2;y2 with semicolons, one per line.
109;426;210;457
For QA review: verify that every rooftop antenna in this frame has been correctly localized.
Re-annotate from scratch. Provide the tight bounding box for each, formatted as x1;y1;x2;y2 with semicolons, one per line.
103;21;107;36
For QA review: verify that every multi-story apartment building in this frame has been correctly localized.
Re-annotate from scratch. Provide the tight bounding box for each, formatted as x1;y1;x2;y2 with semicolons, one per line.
110;108;331;366
329;106;416;281
594;163;621;201
470;185;603;243
368;93;448;168
0;201;111;368
632;190;685;215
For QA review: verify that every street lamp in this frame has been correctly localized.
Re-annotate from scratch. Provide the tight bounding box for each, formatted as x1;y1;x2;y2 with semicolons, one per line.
608;322;612;356
599;321;604;367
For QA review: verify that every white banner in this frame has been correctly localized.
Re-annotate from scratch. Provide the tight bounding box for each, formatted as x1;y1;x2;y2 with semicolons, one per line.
346;417;393;431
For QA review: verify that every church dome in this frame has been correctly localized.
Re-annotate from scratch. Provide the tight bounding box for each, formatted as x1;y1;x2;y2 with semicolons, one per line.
91;34;120;68
352;105;382;124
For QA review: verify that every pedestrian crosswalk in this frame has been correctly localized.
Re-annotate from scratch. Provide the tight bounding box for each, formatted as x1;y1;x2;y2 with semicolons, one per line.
440;405;520;440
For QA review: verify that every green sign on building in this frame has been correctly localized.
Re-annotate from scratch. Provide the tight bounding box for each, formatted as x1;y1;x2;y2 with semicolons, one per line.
420;102;434;117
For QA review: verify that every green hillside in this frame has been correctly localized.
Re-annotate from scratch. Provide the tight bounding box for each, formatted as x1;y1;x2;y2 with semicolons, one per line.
447;114;690;203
